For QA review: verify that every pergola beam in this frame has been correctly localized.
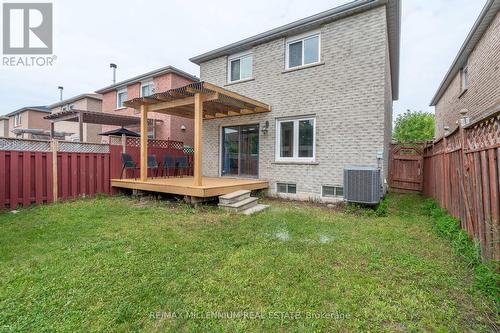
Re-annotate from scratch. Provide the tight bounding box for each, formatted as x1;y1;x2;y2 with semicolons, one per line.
147;92;219;113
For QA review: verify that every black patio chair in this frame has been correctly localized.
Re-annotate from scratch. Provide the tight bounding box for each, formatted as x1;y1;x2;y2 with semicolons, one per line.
162;155;176;178
121;153;139;179
176;156;189;177
148;155;159;178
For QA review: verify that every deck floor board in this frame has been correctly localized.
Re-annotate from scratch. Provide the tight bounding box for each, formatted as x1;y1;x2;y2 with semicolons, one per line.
111;176;268;197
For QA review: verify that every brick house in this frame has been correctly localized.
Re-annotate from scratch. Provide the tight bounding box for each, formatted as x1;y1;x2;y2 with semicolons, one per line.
188;0;401;201
48;94;103;142
95;66;199;146
431;0;500;138
0;116;9;137
3;106;52;139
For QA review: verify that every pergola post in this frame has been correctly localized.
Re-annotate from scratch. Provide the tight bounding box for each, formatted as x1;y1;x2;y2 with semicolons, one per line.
140;105;149;181
194;93;203;186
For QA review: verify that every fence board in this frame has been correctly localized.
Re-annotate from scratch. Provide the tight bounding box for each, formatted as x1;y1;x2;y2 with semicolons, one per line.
1;137;189;209
422;111;500;261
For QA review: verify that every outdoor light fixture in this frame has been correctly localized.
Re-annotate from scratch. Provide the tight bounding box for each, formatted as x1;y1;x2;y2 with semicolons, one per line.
261;121;269;135
181;125;186;131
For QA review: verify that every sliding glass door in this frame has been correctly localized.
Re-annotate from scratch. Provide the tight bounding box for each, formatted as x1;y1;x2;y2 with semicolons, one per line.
222;124;259;178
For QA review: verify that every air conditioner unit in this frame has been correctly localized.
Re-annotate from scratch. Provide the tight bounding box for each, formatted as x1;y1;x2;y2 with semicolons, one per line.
343;166;381;204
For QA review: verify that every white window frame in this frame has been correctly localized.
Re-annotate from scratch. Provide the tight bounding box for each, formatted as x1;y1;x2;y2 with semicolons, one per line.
14;114;22;127
227;51;253;84
275;116;316;162
116;88;128;109
461;64;469;92
322;185;344;198
140;80;155;97
285;31;321;70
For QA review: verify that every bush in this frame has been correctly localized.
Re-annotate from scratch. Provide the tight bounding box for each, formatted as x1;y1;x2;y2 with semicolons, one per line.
424;199;499;300
375;196;388;217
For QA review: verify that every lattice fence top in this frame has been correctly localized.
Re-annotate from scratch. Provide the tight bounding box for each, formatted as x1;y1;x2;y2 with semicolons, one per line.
122;137;185;150
465;112;499;152
58;141;109;153
425;110;499;154
0;137;51;152
0;137;110;153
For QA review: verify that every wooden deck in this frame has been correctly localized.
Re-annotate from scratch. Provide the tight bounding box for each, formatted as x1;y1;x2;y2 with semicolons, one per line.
111;176;269;197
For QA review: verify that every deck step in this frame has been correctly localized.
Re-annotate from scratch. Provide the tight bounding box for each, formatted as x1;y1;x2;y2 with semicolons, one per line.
219;196;258;212
243;204;269;215
218;190;251;205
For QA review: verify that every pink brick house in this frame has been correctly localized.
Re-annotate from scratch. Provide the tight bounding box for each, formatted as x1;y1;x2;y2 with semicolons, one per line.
96;66;199;146
430;0;500;138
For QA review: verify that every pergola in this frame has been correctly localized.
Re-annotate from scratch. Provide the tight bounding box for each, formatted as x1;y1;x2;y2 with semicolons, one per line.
44;109;159;141
123;81;272;186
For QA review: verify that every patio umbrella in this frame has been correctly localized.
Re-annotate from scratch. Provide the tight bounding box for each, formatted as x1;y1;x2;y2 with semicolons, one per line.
99;127;140;137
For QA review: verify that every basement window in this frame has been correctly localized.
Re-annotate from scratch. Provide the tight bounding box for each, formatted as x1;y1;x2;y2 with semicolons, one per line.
322;185;343;198
277;183;297;194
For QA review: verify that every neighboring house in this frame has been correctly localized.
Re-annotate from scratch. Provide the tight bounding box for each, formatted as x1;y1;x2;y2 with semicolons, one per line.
0;116;8;137
95;66;199;146
431;0;500;138
3;106;52;139
48;94;103;142
189;0;400;201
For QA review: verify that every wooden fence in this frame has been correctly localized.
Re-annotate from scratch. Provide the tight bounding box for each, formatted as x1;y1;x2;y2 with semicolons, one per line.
422;111;499;261
0;138;111;209
0;136;192;210
389;144;424;193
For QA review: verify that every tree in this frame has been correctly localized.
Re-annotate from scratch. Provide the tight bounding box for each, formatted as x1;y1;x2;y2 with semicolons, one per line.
393;110;435;142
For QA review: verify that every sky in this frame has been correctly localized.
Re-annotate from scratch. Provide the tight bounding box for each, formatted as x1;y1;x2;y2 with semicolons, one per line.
0;0;487;118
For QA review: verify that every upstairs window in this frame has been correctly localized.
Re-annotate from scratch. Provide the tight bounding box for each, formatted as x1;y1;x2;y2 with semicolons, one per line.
228;52;252;83
286;32;320;69
117;88;128;108
461;64;469;92
276;117;315;162
14;114;22;127
141;81;154;97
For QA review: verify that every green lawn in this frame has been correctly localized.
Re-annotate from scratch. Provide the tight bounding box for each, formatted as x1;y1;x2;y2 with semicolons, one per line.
0;194;497;332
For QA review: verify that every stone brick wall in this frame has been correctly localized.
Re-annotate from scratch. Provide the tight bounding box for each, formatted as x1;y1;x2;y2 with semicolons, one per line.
435;11;500;138
199;6;393;201
101;72;195;146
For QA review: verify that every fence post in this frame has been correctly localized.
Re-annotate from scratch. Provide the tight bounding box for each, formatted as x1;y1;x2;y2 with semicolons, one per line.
121;134;126;153
51;139;58;202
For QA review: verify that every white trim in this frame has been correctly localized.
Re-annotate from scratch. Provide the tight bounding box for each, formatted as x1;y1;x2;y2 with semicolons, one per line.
321;185;344;198
140;80;155;97
227;51;253;84
275;116;316;162
285;30;321;70
116;88;128;108
14;114;22;127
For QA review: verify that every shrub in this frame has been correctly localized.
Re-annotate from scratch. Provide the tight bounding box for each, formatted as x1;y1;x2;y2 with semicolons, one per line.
424;199;499;300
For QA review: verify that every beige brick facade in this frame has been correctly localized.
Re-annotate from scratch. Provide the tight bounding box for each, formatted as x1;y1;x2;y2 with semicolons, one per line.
435;11;500;138
199;6;394;201
50;96;103;143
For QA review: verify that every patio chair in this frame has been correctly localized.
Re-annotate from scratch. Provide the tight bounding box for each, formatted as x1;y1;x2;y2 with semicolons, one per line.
162;155;176;178
176;156;189;177
148;155;159;178
120;153;139;179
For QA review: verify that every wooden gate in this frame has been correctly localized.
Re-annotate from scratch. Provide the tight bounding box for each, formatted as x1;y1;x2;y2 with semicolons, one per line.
389;144;424;193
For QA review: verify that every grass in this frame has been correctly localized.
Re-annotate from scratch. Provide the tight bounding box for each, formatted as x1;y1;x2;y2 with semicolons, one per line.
0;193;498;332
